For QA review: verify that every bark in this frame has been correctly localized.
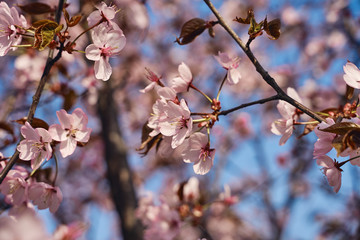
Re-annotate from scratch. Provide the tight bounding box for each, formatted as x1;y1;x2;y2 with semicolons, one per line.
97;80;143;240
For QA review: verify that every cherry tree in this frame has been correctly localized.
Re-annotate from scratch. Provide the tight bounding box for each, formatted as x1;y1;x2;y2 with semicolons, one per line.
0;0;359;239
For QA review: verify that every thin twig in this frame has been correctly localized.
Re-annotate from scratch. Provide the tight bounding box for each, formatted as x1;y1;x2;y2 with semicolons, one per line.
218;94;280;116
203;0;323;122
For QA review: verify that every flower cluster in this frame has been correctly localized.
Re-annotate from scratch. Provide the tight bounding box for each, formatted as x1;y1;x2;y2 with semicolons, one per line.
85;2;126;81
141;57;245;174
136;177;238;240
0;108;91;213
271;61;360;193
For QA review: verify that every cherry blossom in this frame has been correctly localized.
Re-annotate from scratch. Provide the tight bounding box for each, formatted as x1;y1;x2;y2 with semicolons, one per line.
316;155;342;193
159;99;193;148
214;51;242;85
49;108;92;158
85;25;126;81
28;182;63;213
17;122;53;170
343;61;360;89
170;62;193;93
181;132;215;175
271;87;302;145
139;68;162;93
87;2;119;30
182;177;200;203
0;166;29;206
52;222;87;240
0;2;28;56
313;118;336;157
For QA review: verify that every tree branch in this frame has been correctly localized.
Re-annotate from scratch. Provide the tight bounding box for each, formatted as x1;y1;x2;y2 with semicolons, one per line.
0;0;65;184
203;0;323;122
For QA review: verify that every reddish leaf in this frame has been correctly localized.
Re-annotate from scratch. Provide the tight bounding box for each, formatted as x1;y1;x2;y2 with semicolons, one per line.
137;123;162;156
320;122;360;135
175;18;207;45
233;9;254;24
0;121;14;135
264;18;281;40
17;3;53;15
14;117;49;130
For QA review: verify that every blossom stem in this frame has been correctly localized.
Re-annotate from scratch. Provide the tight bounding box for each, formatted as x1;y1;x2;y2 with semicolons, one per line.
190;112;212;116
216;73;227;101
219;94;280;116
70;17;105;48
193;118;209;123
294;120;319;125
10;44;32;48
190;83;213;103
339;155;360;167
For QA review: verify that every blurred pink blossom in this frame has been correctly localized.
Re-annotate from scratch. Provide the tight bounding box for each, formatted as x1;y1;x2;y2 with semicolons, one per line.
0;166;29;206
28;182;63;213
87;2;119;30
140;68;161;93
316;155;342;193
0;2;28;56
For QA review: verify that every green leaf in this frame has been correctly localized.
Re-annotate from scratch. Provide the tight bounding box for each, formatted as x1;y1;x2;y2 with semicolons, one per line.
233;9;254;24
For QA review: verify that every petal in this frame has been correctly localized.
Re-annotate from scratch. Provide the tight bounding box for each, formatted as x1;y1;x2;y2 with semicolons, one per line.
48;124;68;142
193;157;213;175
316;155;334;168
85;44;101;61
21;122;39;141
94;57;112;81
178;62;192;82
56;110;72;130
59;138;77;158
343;62;360;89
75;129;92;143
72;108;88;130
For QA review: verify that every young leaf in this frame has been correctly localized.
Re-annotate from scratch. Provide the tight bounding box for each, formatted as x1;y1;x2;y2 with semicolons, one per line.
264;18;281;40
175;18;207;45
234;9;254;24
14;117;49;130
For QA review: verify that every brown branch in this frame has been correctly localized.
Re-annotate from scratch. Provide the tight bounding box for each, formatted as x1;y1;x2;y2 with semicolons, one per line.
97;80;143;240
203;0;324;123
0;0;65;184
219;94;280;116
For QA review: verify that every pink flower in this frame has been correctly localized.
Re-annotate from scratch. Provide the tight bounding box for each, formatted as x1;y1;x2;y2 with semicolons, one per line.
214;51;242;85
181;132;215;175
52;222;87;240
159;99;193;148
219;185;238;205
87;2;119;30
182;177;200;203
343;62;360;89
313;118;336;157
0;166;29;206
0;2;28;56
316;155;342;193
28;182;63;213
85;26;126;81
140;68;161;93
271;87;302;145
17;122;52;170
49;108;92;158
170;62;193;93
